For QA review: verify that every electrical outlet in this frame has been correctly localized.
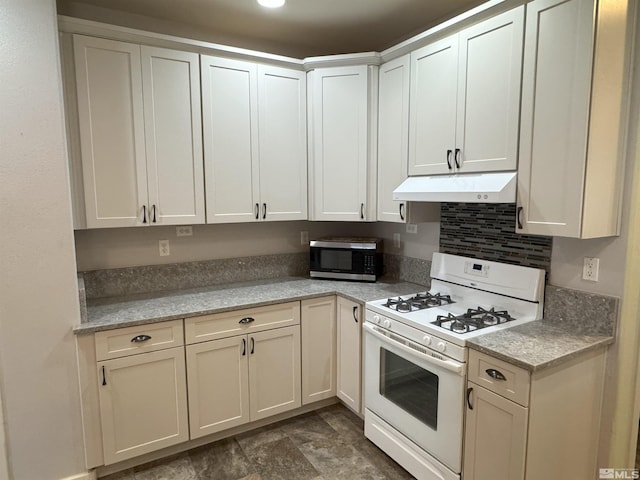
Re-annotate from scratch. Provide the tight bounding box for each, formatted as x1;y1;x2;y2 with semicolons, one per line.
176;226;192;237
301;231;309;246
406;224;418;234
393;233;401;249
582;257;599;281
159;239;170;257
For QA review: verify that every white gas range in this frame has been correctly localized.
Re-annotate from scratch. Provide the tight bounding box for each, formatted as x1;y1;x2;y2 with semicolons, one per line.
363;252;545;480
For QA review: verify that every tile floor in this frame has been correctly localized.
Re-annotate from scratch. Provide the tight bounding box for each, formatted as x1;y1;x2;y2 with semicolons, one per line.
101;404;415;480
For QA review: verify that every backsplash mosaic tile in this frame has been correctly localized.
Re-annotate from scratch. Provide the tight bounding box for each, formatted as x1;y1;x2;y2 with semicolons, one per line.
440;203;553;274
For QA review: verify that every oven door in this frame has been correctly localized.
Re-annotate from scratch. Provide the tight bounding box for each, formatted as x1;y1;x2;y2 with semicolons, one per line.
363;322;466;474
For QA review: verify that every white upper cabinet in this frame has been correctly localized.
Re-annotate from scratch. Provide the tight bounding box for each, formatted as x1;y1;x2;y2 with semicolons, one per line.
409;37;458;176
377;55;439;223
73;35;204;228
141;46;205;226
201;56;307;223
409;7;524;176
202;57;259;223
308;65;377;221
517;0;631;238
377;55;412;221
257;65;308;221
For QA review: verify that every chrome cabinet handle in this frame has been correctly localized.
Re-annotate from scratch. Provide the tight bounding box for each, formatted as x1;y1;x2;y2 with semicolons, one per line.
399;203;405;221
352;306;358;323
262;203;267;220
241;338;246;356
131;334;152;343
446;149;452;170
517;206;523;230
360;203;365;220
467;387;473;410
142;205;147;224
239;317;255;325
486;368;507;381
454;148;461;169
255;203;259;220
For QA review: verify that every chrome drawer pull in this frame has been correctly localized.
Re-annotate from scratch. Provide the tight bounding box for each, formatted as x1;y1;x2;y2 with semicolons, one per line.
486;368;506;381
131;334;152;343
239;317;255;324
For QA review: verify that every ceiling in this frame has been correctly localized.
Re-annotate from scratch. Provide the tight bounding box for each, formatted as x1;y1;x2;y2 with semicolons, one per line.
56;0;488;58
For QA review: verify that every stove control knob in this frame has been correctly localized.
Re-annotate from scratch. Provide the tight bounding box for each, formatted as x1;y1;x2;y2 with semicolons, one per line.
383;319;392;328
422;335;432;346
436;341;446;353
373;315;380;324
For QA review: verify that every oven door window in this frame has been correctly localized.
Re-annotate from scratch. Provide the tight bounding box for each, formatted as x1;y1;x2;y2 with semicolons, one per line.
379;347;438;430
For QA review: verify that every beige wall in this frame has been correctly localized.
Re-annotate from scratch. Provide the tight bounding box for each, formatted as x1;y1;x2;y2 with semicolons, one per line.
0;0;86;478
74;219;441;272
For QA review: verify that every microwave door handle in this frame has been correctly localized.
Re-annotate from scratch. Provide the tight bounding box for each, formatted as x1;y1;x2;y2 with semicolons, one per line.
363;323;464;375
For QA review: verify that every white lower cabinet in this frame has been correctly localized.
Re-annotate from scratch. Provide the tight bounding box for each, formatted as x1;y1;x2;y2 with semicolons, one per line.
185;304;302;439
186;336;250;437
97;346;189;465
463;382;527;480
81;297;364;468
301;296;337;404
249;326;302;420
336;297;362;413
464;348;606;480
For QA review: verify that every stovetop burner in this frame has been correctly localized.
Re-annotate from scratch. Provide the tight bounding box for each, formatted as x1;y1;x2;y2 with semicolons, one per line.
384;292;454;312
433;307;516;334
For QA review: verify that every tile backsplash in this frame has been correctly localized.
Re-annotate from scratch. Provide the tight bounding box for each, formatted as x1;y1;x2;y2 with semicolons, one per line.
440;203;553;274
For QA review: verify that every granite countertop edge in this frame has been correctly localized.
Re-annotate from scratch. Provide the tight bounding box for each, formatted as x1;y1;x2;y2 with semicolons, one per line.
76;277;615;372
74;277;424;334
467;323;615;372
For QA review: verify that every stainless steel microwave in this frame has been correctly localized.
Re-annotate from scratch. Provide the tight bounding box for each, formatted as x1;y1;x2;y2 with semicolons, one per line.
309;237;383;282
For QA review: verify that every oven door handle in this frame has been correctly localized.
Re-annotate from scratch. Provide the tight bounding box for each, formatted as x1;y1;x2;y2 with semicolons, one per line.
363;323;465;375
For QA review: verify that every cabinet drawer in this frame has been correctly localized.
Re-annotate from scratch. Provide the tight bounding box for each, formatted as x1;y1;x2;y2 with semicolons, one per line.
185;302;300;344
468;349;530;407
95;320;184;361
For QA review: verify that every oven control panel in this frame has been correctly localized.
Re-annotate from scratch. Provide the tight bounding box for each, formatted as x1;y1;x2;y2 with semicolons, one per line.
464;260;489;277
365;310;467;363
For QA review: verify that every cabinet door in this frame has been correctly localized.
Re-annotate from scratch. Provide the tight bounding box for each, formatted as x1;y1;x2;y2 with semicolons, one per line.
186;336;250;439
455;7;524;173
248;325;301;421
377;55;410;223
463;382;527;480
336;297;362;413
98;347;188;465
141;47;205;225
202;56;259;223
408;36;458;176
301;297;336;404
516;0;594;236
258;65;308;221
73;35;147;228
309;66;371;221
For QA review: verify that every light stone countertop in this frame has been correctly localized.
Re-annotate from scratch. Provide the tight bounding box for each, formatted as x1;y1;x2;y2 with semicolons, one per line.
467;320;614;372
77;276;615;372
76;277;424;334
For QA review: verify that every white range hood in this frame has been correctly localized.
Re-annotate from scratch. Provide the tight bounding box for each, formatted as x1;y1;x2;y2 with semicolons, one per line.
393;172;517;203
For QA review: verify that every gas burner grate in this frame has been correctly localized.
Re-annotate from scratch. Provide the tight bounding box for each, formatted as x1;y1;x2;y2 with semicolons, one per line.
432;307;516;334
383;292;454;312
